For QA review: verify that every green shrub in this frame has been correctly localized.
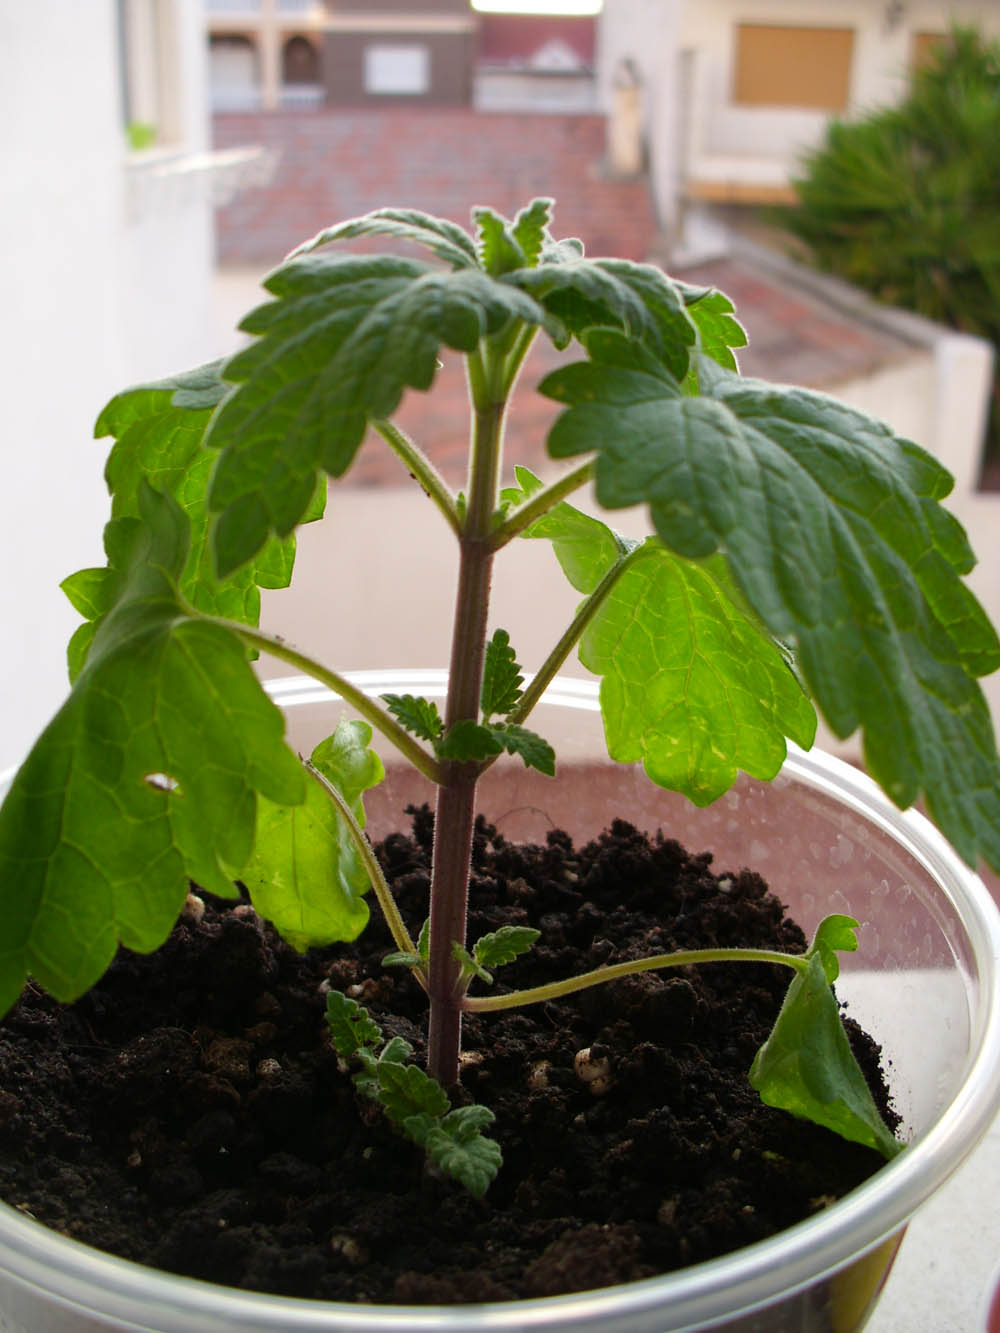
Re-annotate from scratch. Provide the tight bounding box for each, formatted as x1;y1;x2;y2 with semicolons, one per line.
772;26;1000;460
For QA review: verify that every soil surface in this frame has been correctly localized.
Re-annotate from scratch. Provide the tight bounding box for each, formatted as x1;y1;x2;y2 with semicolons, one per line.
0;810;898;1304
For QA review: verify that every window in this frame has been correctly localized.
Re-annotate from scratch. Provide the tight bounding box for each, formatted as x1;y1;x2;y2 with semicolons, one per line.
363;44;431;96
118;0;182;145
732;24;855;112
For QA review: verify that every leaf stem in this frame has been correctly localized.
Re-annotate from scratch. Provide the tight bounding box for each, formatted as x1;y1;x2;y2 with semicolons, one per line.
207;619;447;785
372;419;461;538
462;947;809;1014
304;760;427;991
505;543;643;731
488;460;596;550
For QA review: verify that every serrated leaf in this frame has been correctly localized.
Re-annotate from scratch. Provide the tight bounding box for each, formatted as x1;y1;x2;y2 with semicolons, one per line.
288;206;479;270
506;257;696;380
474;207;526;277
377;1059;451;1126
0;486;305;1017
93;363;320;630
436;720;505;764
480;629;524;719
381;693;444;742
205;256;544;573
749;953;903;1160
678;283;748;374
424;1109;503;1198
492;723;557;776
544;334;1000;866
379;1035;414;1065
473;925;541;970
808;914;860;984
326;990;382;1058
512;198;553;268
579;540;816;804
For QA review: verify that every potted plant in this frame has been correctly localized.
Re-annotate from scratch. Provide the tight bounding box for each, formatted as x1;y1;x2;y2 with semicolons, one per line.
0;199;999;1331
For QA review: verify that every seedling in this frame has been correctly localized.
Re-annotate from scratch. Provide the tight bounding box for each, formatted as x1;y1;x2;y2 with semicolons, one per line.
2;200;999;1197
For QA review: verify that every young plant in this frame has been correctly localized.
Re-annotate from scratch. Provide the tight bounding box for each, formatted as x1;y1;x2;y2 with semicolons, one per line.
1;200;998;1195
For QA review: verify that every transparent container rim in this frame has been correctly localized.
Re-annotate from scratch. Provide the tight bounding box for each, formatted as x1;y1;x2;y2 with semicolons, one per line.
0;671;998;1332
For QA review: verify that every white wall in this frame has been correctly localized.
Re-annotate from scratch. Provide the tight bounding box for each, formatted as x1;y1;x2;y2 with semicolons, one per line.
0;1;218;772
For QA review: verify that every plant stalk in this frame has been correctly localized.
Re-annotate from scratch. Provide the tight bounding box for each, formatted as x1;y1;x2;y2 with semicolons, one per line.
426;341;511;1088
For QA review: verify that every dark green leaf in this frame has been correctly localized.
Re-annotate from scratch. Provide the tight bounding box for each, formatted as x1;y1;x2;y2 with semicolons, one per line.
480;629;524;719
580;540;816;805
240;720;384;951
749;953;903;1160
436;720;504;763
205;256;544;573
473;925;540;970
381;693;444;742
325;990;382;1058
377;1059;451;1125
381;949;424;970
543;334;1000;865
0;486;305;1017
492;723;556;776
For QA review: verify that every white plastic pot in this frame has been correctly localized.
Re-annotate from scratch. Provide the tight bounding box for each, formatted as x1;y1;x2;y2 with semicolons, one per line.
0;671;998;1333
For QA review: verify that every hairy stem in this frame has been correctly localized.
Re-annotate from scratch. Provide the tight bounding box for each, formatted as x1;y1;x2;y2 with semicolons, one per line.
210;620;446;784
372;419;461;538
426;334;513;1087
305;760;426;990
463;947;809;1014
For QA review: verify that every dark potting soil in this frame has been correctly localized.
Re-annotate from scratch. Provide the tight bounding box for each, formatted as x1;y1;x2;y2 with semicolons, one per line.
0;810;898;1305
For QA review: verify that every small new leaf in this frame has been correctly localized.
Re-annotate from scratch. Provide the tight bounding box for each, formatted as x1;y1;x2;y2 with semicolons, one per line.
480;629;524;719
325;989;382;1059
425;1107;503;1199
808;914;860;984
453;942;493;986
381;693;444;742
749;953;903;1160
473;925;540;970
436;721;505;764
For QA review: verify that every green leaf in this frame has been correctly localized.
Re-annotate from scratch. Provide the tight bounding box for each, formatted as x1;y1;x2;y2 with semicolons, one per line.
473;925;540;970
205;255;544;573
424;1106;503;1198
507;257;696;379
544;334;1000;866
0;486;305;1018
678;283;748;374
240;718;384;952
453;941;493;986
474;207;526;277
326;989;382;1058
288;206;479;270
377;1059;451;1126
580;540;816;805
511;198;554;268
808;914;860;984
381;693;444;742
492;723;557;776
381;949;424;970
749;953;903;1160
506;466;630;595
436;720;505;764
480;629;524;719
93;363;320;631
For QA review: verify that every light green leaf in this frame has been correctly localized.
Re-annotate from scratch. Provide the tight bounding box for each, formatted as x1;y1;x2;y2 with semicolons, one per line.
580;540;816;805
492;723;556;776
678;283;748;375
808;914;860;984
473;925;540;970
205;255;544;573
242;719;384;951
507;465;630;594
480;629;524;719
0;486;305;1018
749;952;903;1160
543;334;1000;866
474;206;526;277
453;941;492;986
511;198;554;268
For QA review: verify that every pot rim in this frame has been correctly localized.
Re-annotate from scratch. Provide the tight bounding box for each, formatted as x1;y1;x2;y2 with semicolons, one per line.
0;670;998;1332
